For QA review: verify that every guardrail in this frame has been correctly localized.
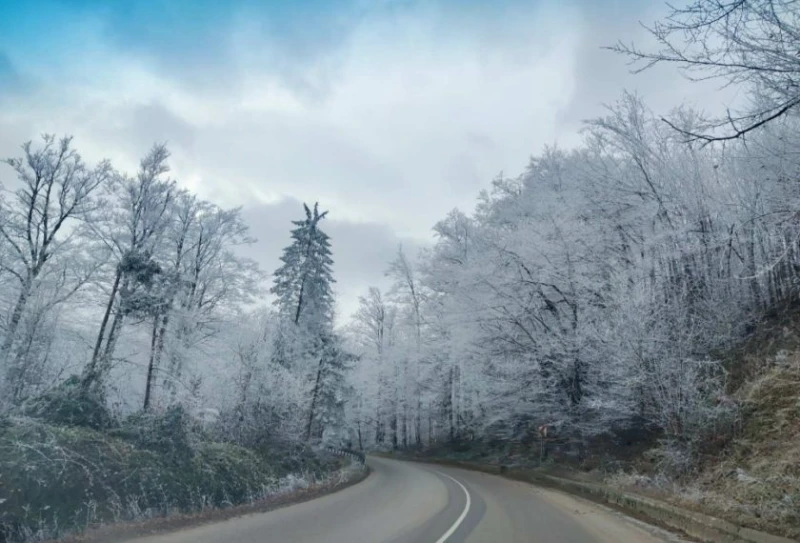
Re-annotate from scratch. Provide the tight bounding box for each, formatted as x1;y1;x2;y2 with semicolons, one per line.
325;446;366;465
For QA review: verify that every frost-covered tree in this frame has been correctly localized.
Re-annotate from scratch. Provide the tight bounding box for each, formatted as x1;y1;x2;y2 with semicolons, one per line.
147;194;259;410
308;333;354;441
271;203;335;331
271;202;348;441
386;247;426;446
343;89;800;468
0;135;111;405
270;202;335;369
215;308;308;445
347;287;398;448
82;144;176;393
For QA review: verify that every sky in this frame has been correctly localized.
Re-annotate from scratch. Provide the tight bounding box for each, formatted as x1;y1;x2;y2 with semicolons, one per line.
0;0;736;321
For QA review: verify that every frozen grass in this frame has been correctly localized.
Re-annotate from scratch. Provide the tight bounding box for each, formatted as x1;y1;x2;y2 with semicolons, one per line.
0;416;347;543
605;347;800;539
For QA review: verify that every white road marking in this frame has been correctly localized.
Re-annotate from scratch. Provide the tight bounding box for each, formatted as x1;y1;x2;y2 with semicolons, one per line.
434;471;472;543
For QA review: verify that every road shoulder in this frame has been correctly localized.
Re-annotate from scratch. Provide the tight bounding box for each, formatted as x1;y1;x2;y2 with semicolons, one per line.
526;481;689;542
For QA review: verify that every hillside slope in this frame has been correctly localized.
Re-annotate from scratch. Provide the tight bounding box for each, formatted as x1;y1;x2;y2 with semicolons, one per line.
610;305;800;539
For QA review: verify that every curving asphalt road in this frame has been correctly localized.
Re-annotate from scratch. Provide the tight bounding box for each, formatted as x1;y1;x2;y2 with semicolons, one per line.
129;456;682;543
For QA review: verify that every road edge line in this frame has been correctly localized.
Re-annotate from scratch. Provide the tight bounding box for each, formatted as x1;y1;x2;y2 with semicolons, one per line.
433;471;472;543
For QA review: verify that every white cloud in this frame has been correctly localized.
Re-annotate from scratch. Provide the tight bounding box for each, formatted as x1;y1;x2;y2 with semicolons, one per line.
0;0;740;320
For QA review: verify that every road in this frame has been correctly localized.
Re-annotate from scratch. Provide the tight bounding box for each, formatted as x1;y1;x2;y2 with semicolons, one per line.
129;456;681;543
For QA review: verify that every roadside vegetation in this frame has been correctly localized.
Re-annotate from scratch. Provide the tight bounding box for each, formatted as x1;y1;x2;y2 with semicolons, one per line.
607;305;800;539
0;389;347;543
4;0;800;541
0;133;355;541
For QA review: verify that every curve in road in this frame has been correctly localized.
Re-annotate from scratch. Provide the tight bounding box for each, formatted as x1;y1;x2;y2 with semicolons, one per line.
127;456;682;543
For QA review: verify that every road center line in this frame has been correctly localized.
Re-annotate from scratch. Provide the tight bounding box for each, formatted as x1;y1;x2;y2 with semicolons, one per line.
433;471;472;543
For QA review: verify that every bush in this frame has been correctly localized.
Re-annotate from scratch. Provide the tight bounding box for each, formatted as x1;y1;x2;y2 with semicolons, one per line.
253;440;340;476
111;406;195;460
0;416;343;543
22;375;113;430
649;440;696;478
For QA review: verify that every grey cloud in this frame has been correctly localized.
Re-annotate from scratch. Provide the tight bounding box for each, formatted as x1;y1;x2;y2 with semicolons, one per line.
0;0;736;327
0;100;198;183
80;1;363;100
239;197;428;320
553;0;741;141
127;102;197;152
64;102;199;169
164;109;415;223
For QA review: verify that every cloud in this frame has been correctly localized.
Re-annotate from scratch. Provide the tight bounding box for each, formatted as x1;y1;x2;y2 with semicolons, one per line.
239;197;428;321
0;0;737;322
552;0;744;141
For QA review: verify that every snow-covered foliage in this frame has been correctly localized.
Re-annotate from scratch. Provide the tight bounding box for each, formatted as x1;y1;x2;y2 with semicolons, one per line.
3;0;800;494
346;95;800;461
0;141;352;447
343;1;800;460
268;202;351;442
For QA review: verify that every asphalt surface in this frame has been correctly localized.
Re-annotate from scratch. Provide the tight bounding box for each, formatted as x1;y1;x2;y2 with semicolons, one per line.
129;456;680;543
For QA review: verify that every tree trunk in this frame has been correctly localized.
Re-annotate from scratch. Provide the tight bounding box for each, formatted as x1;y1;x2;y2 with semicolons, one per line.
415;358;422;447
164;318;190;401
9;309;49;403
447;366;455;441
84;268;122;389
294;278;306;325
748;225;762;309
143;316;160;410
306;357;324;441
99;309;124;374
0;277;32;367
401;401;408;448
389;383;398;449
427;403;433;446
153;305;169;358
415;399;422;446
1;281;35;407
375;384;384;443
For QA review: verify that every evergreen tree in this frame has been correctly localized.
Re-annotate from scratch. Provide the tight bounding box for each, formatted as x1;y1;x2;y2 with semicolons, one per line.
270;202;348;441
307;333;355;441
270;202;336;345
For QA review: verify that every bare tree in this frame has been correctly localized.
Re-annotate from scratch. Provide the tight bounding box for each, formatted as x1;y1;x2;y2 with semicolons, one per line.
0;135;110;403
350;287;397;446
353;287;390;356
611;0;800;142
151;198;259;408
82;144;175;393
387;246;425;446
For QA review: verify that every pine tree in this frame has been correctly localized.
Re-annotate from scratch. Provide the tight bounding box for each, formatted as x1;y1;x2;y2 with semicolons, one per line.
270;202;335;344
270;202;347;441
306;333;355;441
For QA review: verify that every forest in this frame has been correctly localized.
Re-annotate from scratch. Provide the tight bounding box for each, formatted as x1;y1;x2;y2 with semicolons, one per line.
2;0;800;540
346;0;800;467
